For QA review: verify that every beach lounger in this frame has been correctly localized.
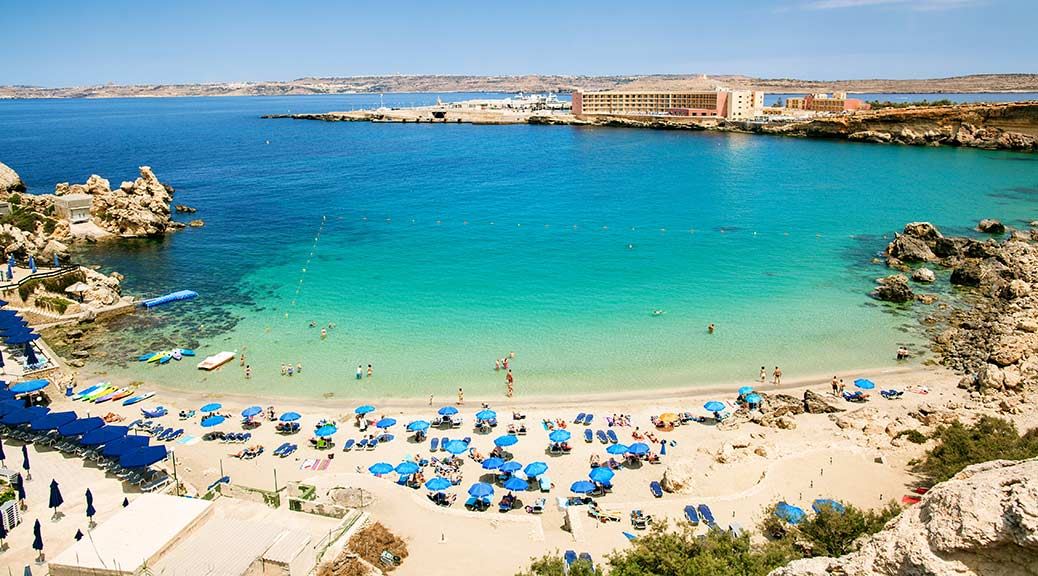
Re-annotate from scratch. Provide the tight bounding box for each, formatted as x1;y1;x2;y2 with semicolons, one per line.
429;437;439;452
607;430;619;444
564;550;577;568
584;429;593;443
596;430;608;444
881;389;904;400
281;444;297;457
684;505;700;525
697;504;717;528
649;481;663;498
525;497;546;514
574;413;586;425
168;429;184;441
579;552;594;570
630;509;652;530
584;414;593;426
342;438;355;451
379;550;401;567
272;443;288;456
539;475;552;492
356;438;368;449
728;522;744;537
440;437;449;451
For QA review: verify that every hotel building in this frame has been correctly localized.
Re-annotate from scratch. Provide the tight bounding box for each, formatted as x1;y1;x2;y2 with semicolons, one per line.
785;92;870;112
572;90;764;120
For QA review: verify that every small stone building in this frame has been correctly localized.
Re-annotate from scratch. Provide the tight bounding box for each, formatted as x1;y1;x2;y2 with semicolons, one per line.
52;194;93;224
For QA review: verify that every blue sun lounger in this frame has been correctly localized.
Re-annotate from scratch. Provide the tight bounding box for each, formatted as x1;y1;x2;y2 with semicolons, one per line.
273;442;289;456
697;504;717;528
430;437;439;452
440;437;449;451
342;439;355;451
564;550;577;568
584;414;594;425
596;430;608;444
356;438;368;449
684;505;699;525
578;553;594;570
281;444;297;457
606;430;619;444
574;413;586;424
584;429;593;443
649;481;663;498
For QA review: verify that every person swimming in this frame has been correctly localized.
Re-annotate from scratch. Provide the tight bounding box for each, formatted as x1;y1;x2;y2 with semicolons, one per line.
708;323;715;333
652;309;664;316
356;365;363;380
321;328;327;339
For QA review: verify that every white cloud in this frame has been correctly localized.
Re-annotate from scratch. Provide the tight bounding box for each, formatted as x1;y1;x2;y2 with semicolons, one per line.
803;0;978;10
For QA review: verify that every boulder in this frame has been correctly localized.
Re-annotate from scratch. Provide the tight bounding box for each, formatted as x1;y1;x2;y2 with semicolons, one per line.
989;335;1030;367
188;219;205;227
762;393;805;418
886;234;937;263
660;461;697;494
951;263;984;287
977;219;1006;234
902;222;942;241
0;161;26;194
61;166;177;238
803;389;843;414
871;274;914;303
1001;279;1031;300
911;267;936;283
775;416;797;430
769;458;1038;576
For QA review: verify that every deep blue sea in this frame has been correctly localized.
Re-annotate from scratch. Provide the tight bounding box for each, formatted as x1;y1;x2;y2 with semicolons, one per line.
1;93;1037;398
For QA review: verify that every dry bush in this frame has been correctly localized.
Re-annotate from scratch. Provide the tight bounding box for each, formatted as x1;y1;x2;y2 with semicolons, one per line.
317;554;369;576
317;522;409;576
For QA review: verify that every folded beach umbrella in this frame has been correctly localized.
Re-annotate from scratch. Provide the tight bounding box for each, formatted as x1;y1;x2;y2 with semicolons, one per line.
437;406;458;416
241;406;262;418
424;476;452;491
49;479;64;512
375;417;396;429
0;437;5;464
279;411;301;422
503;476;529;491
24;342;39;366
494;435;518;447
444;440;468;455
80;425;128;446
32;518;43;553
744;393;762;405
314;424;337;437
703;401;725;412
102;435;148;458
627;443;650;455
199;403;222;413
14;473;25;501
9;379;49;395
475;409;496;421
606;443;629;455
481;457;505;470
85;489;96;520
738;386;754;396
22;444;30;473
854;379;876;390
58;416;104;437
468;482;494;498
500;461;522;473
29;256;37;274
368;462;394;475
406;420;430;432
200;414;226;428
524;462;548;478
30;411;76;431
548;429;571;443
589;466;615;484
570;480;596;494
395;461;419;476
119;445;168;469
354;405;376;415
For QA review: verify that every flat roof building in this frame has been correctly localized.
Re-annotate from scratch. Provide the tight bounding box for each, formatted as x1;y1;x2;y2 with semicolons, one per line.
786;93;870;113
572;89;764;120
52;193;93;224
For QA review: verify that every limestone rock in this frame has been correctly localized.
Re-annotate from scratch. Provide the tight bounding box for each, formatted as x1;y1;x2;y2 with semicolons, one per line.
769;458;1038;576
61;166;177;238
977;218;1006;234
886;234;937;263
188;219;205;227
911;267;936;283
803;390;843;414
0;161;26;194
951;263;984;287
775;416;797;430
871;274;914;303
1002;279;1031;300
660;461;697;494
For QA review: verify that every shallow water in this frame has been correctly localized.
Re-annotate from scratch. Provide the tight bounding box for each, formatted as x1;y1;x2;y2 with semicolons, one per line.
2;94;1037;398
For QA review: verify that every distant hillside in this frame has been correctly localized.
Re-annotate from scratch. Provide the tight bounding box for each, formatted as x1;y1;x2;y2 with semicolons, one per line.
2;74;1038;99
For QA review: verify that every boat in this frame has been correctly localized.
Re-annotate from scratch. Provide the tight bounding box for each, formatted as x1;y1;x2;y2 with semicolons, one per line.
72;384;103;401
95;388;129;403
171;350;182;361
178;348;196;357
197;351;235;371
123;392;155;406
140;290;198;309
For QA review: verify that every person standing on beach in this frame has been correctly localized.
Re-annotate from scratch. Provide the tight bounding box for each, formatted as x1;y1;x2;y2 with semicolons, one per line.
457;387;464;405
831;376;839;396
759;367;766;384
838;379;845;396
367;364;373;378
506;369;514;397
356;365;363;380
245;365;252;379
296;362;303;374
772;366;782;386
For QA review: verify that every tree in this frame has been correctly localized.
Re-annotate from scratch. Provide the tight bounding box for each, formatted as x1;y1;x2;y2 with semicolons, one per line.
788;503;900;557
913;416;1038;484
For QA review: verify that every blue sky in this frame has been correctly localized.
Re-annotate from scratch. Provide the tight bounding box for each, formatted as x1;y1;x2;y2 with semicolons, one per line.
1;0;1033;86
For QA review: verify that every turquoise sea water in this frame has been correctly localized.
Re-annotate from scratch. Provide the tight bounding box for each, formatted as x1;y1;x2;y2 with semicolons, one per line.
1;95;1037;398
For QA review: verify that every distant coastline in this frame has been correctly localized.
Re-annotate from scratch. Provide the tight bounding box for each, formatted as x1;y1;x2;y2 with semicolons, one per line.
4;73;1038;99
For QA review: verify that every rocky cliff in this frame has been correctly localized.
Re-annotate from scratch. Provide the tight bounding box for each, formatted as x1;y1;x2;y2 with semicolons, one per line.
54;166;181;237
770;458;1038;576
0;161;25;194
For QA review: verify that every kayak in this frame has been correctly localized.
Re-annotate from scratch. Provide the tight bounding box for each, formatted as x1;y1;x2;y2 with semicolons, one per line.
109;389;135;402
146;351;168;364
171;350;182;361
95;388;129;403
83;386;115;402
178;348;196;357
123;392;155;406
158;354;172;364
72;384;102;401
138;353;156;362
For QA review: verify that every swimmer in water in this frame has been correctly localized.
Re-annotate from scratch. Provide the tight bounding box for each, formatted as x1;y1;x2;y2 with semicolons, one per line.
652;309;664;316
708;323;715;334
356;365;363;380
321;329;327;339
495;359;500;371
309;321;316;328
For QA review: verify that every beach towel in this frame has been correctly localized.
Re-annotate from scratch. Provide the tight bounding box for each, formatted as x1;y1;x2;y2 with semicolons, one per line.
300;459;317;470
178;435;199;446
316;459;331;471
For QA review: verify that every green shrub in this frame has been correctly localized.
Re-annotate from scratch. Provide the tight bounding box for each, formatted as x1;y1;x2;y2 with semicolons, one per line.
35;295;71;314
785;502;901;557
896;429;928;444
913;416;1038;484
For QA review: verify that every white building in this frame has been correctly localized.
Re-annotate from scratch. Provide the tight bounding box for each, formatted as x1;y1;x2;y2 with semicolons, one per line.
52;193;93;224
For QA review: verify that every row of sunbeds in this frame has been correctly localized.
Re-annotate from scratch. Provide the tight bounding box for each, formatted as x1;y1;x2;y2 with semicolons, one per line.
341;434;396;451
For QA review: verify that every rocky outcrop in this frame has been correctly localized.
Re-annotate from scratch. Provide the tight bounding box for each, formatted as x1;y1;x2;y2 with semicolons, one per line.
871;274;914;303
978;219;1006;234
912;267;936;283
770;458;1038;576
54;166;181;237
0;161;25;194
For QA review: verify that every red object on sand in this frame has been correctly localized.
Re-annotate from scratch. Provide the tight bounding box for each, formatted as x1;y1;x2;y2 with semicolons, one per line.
901;495;921;505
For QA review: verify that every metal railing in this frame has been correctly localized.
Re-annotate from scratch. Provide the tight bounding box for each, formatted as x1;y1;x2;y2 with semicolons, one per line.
0;265;82;292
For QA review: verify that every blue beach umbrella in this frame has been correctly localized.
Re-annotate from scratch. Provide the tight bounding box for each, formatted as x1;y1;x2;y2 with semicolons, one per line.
406;420;430;432
444;440;468;455
424;477;452;491
606;443;629;455
738;386;754;396
503;476;529;491
812;499;846;514
354;405;375;415
3;406;49;425
9;379;49;395
437;406;458;416
744;393;762;405
627;443;649;455
279;412;301;422
32;519;43;552
524;462;548;477
704;401;725;412
774;501;807;525
548;429;571;443
102;435;148;458
570;480;596;494
369;462;394;475
200;414;226;428
494;435;518;447
80;425;128;446
475;409;496;421
395;461;420;476
200;403;222;413
481;457;505;470
119;445;168;468
500;461;522;473
854;379;876;390
314;424;337;437
589;466;615;484
375;418;396;429
59;416;104;437
241;406;262;418
49;479;64;511
85;488;96;519
31;411;76;431
468;482;494;498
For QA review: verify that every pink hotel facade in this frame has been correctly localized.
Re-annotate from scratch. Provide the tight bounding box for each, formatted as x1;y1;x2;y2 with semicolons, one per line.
571;90;764;120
